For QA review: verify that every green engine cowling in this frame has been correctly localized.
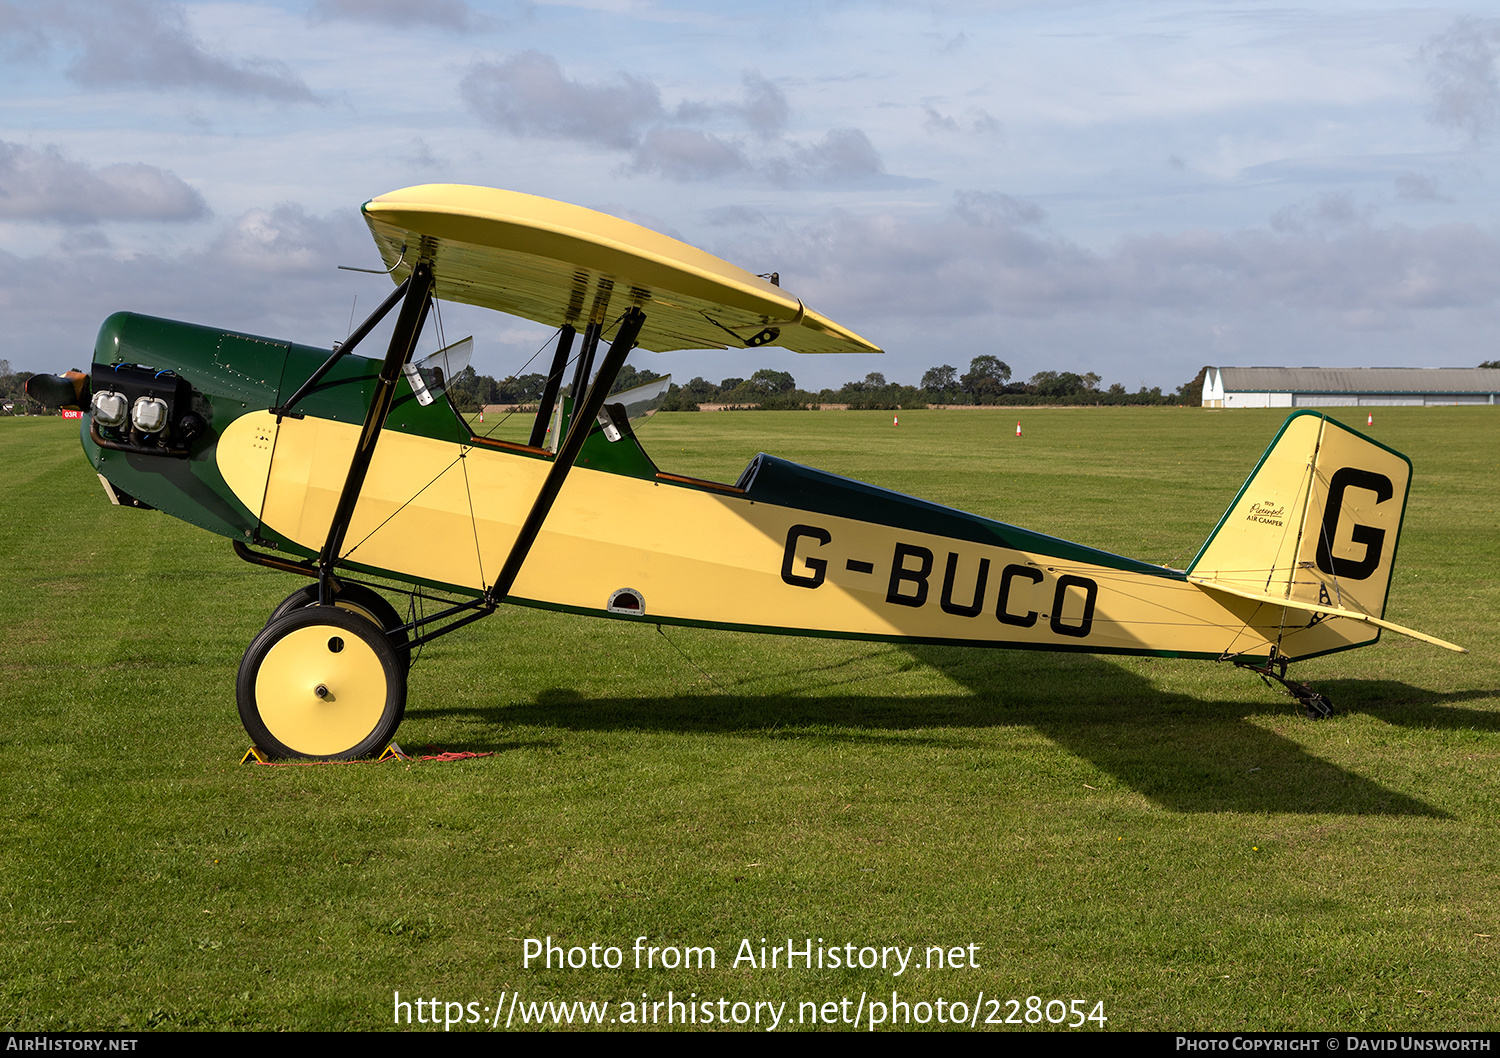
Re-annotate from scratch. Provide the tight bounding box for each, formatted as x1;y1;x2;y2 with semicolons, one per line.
84;312;296;542
84;312;476;549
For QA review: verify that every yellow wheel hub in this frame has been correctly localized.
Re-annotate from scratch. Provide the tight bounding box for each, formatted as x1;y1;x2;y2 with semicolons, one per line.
253;624;390;757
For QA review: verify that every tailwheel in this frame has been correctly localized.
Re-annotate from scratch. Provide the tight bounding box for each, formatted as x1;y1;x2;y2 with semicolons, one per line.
267;583;409;654
238;606;407;759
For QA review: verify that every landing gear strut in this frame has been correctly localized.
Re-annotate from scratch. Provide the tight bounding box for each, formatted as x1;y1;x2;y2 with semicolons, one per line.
1235;650;1333;719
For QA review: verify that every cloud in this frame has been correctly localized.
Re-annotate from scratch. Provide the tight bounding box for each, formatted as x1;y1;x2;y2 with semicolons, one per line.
1419;16;1500;144
952;189;1046;226
629;127;748;180
703;205;769;228
309;0;486;31
463;51;886;185
461;56;792;153
0;0;314;101
211;204;354;275
970;110;1001;136
7;198;1498;392
461;51;663;150
1;202;608;381
0;141;207;223
774;128;885;185
732;71;790;138
0;203;372;368
923;106;961;134
763;192;1500;325
404;137;447;171
1269;191;1371;235
57;228;111;253
666;71;790;139
922;104;1000;136
0;0;47;60
1393;172;1452;203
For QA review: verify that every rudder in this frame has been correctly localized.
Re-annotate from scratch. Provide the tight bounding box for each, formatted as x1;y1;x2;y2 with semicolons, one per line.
1187;411;1411;623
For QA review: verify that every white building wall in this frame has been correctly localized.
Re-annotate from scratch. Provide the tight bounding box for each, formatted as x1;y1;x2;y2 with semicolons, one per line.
1209;367;1499;408
1201;368;1225;407
1426;394;1490;405
1224;391;1267;408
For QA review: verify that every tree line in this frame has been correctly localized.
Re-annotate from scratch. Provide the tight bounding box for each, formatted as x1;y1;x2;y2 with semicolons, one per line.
444;363;671;409
447;357;1208;411
15;357;1493;417
1;360;37;412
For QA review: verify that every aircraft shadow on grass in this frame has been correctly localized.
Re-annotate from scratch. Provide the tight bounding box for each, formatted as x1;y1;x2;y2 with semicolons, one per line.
421;644;1497;818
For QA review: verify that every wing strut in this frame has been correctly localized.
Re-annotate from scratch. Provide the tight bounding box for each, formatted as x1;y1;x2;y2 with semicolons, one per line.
488;308;646;607
240;299;648;651
563;321;605;439
528;324;575;448
317;261;436;601
274;273;414;420
389;308;648;650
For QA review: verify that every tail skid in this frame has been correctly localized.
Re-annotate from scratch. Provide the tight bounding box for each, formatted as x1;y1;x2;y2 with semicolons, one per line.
1233;651;1335;719
1188;411;1464;656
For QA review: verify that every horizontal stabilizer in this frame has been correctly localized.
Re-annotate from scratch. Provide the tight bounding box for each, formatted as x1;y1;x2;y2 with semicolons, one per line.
1186;575;1465;653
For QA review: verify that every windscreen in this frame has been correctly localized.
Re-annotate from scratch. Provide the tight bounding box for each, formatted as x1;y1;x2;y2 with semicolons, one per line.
609;374;672;424
403;336;472;407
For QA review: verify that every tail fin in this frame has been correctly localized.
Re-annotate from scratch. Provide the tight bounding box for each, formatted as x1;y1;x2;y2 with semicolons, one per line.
1187;411;1463;653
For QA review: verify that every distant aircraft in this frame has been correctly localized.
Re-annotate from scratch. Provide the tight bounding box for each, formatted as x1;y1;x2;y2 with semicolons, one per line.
27;184;1463;758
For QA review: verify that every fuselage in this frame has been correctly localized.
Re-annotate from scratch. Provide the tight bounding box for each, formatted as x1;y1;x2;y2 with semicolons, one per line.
86;311;1373;662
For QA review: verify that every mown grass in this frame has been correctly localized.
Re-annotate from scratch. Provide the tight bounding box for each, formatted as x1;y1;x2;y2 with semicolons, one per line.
1;406;1496;1031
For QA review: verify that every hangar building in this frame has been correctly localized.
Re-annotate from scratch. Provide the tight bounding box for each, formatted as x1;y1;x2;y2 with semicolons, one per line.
1201;367;1500;408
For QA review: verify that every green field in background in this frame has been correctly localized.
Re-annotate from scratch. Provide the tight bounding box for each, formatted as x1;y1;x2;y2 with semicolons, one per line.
2;406;1495;1031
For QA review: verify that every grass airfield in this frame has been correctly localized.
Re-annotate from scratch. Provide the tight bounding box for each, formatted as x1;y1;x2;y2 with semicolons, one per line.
2;405;1496;1031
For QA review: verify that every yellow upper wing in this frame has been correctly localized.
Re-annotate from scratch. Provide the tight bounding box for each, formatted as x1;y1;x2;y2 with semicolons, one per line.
362;184;882;355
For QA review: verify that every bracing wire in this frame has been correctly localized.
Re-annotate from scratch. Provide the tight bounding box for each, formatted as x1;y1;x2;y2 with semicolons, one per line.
472;326;567;440
472;309;634;441
655;624;720;687
460;448;487;591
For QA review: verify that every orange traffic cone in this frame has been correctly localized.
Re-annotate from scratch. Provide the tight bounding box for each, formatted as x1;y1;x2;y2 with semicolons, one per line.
1015;421;1022;437
893;413;899;426
1366;413;1373;426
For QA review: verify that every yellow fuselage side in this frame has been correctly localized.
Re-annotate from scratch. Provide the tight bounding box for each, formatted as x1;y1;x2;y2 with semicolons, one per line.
217;411;1374;660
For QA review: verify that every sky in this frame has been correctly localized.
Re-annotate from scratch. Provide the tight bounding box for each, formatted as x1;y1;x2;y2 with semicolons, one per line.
3;0;1499;394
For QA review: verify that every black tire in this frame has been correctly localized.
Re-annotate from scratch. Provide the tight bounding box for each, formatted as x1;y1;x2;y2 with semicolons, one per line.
237;606;407;760
267;583;409;652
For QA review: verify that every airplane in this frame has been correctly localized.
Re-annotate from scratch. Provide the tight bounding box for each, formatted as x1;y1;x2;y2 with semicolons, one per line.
26;183;1464;759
